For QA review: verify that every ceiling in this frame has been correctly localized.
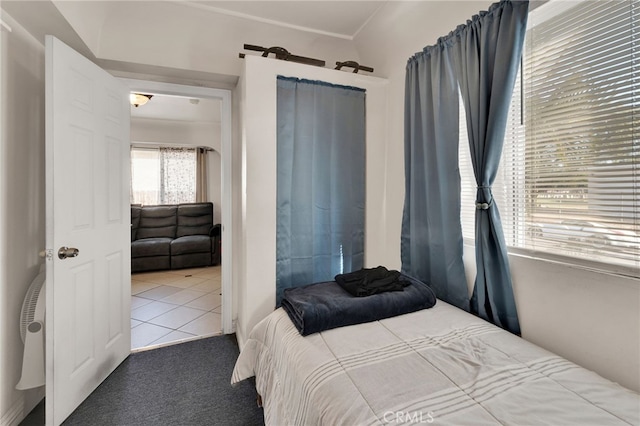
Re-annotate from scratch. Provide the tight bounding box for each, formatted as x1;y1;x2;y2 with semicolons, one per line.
130;94;221;124
182;1;387;39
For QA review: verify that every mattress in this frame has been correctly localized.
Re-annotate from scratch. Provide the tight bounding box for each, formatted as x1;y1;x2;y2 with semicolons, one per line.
232;301;640;425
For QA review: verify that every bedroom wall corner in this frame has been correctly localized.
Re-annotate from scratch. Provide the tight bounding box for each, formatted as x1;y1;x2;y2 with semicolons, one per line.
0;11;47;426
236;55;389;342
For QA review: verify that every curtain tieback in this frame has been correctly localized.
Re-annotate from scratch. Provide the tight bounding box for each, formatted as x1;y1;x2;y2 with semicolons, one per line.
475;186;493;210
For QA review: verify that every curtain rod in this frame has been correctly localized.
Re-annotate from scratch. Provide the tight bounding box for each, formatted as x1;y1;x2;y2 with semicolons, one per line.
131;142;214;152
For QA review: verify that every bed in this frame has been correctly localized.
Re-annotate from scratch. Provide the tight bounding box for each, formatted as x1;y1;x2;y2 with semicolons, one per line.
232;296;639;425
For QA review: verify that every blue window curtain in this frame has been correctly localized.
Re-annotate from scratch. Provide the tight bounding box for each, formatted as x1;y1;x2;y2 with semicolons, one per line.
276;76;366;305
453;0;528;335
402;42;470;311
403;0;528;333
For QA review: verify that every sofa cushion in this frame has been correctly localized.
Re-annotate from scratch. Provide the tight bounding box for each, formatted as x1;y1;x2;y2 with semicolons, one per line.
176;203;213;237
171;253;212;270
132;256;171;273
136;205;178;239
171;235;212;256
132;238;173;257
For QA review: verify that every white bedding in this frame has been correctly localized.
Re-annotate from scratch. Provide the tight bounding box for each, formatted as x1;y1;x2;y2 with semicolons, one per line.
232;301;640;425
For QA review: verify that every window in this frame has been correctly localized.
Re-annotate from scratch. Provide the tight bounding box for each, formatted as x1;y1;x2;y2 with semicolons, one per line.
460;0;639;276
130;146;196;205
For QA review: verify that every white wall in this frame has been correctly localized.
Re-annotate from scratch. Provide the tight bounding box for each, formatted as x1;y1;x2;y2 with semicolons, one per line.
130;118;223;222
236;55;389;345
354;1;640;392
462;245;640;392
131;119;221;150
0;12;46;426
510;255;639;392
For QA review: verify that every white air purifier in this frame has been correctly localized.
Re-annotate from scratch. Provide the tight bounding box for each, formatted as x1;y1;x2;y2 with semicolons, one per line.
16;264;46;390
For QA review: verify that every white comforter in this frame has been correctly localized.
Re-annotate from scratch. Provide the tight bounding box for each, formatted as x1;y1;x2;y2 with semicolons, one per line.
232;301;639;425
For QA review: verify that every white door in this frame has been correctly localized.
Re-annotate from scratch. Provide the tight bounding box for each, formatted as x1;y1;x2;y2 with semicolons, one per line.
45;35;131;426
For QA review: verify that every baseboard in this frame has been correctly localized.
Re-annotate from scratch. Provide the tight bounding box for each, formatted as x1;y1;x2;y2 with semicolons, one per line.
235;319;246;350
0;397;23;426
0;388;45;426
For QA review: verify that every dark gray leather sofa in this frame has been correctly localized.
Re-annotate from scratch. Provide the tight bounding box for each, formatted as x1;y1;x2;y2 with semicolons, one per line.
131;202;221;273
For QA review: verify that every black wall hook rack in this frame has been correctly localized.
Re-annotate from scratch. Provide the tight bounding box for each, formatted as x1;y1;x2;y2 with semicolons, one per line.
239;44;325;67
335;61;374;74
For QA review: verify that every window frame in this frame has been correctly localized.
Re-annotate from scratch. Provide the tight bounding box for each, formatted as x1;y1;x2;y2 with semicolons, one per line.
130;145;198;206
458;0;639;279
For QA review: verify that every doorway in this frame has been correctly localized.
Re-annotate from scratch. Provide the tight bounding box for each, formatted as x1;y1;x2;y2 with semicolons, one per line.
128;94;223;350
120;79;233;350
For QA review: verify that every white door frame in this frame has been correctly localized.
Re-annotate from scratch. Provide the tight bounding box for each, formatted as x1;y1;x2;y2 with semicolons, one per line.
120;78;233;334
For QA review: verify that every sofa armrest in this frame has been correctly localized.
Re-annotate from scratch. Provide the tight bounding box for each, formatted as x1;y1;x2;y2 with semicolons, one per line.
210;223;221;238
211;224;222;265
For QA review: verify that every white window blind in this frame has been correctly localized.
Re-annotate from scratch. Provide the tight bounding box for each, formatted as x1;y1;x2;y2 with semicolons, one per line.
460;0;639;276
131;148;161;205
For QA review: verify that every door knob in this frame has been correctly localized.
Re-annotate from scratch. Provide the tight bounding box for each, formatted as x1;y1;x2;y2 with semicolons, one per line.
58;247;79;260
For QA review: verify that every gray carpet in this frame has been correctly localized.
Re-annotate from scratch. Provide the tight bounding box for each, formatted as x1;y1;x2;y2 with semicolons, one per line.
57;334;264;426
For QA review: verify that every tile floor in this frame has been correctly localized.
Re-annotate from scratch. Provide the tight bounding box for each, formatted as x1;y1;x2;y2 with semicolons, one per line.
131;265;222;351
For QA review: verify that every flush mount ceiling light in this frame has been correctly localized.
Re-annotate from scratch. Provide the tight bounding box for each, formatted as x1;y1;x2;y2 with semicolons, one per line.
130;93;153;107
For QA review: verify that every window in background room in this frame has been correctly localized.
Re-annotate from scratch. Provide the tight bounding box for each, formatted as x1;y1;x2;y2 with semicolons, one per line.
460;0;639;276
130;146;197;205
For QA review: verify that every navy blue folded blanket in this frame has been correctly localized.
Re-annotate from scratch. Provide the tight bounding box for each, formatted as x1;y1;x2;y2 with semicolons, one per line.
280;274;437;336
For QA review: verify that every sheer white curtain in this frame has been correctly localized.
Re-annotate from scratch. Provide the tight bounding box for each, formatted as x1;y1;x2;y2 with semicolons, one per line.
159;147;196;204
